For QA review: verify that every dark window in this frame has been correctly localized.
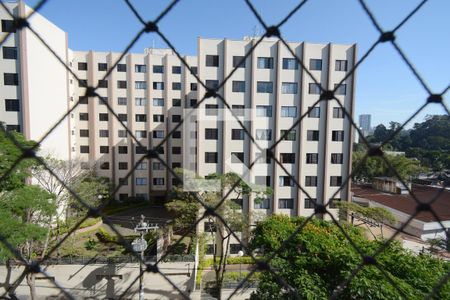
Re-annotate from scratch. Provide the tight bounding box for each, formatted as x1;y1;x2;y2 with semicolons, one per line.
307;130;319;141
99;113;108;121
117;80;127;89
117;64;127;72
205;128;218;140
100;146;109;154
4;73;18;85
232;56;246;68
335;60;348;71
172;98;181;106
136;146;147;154
77;62;87;70
334;83;347;95
308;107;320;118
100;162;109;169
332;130;344;141
79;113;89;121
232;105;245;116
205;152;218;163
172;147;181;155
98;63;107;71
80;146;89;153
79;129;89;137
282;58;298;70
205;104;218;116
153;130;164;138
281;130;296;141
1;20;16;33
172;131;181;139
118;146;128;154
232;81;245;92
78;79;87;87
135;130;147;138
135;114;147;122
231;152;244;163
172;162;181;169
331;153;343;164
257;81;273;93
118;130;127;138
257;57;273;69
305;198;316;209
172;66;181;74
2;47;17;59
190;67;198;75
306;153;319;164
280;153;295;164
119;193;128;201
190;99;197;107
231;129;244;140
172;82;181;90
118;114;127;122
98;80;108;88
308;83;321;94
190;83;197;91
153;115;164;122
135;64;147;73
172;115;181;123
279;198;294;209
152;82;164;90
305;176;317;187
99;130;109;137
153;65;164;73
4;99;19;111
6;125;20;132
330;176;342;186
206;55;219;67
118;162;128;170
333;107;344;118
230;244;242;254
205;80;219;90
79;96;88;104
119;178;128;186
309;59;322;70
98;97;108;105
279;176;294;187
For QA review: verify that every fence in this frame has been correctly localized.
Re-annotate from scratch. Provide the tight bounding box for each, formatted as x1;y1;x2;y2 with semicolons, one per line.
0;0;449;299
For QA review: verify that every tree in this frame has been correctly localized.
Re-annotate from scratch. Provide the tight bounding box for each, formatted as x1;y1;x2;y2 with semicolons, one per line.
250;215;450;300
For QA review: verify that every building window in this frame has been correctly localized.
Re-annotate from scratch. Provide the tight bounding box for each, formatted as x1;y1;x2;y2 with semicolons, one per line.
80;146;89;153
172;98;181;106
172;115;181;123
282;58;298;70
153;65;164;73
118;146;128;154
205;152;218;163
281;82;298;94
305;176;317;187
79;96;88;104
153;82;164;90
151;98;163;107
98;80;108;88
308;83;321;94
135;114;147;122
255;176;271;187
137;162;148;170
232;105;245;116
309;59;322;70
256;81;273;93
99;146;109;154
172;131;181;139
118;114;127;122
118;130;127;138
172;82;181;90
254;198;270;209
117;97;127;105
119;193;128;201
118;162;128;170
77;62;87;70
2;47;17;59
190;83;197;91
256;151;271;164
232;56;246;68
281;130;296;141
5;125;20;132
98;63;107;71
172;66;181;74
331;153;343;164
78;129;89;138
99;162;109;170
117;64;127;72
172;162;181;169
4;99;19;111
281;106;297;118
330;176;342;187
205;128;218;140
117;80;127;89
231;129;244;140
135;81;147;89
333;107;344;118
98;97;108;105
153;130;164;138
1;20;16;33
190;66;198;75
152;162;164;170
205;104;218;116
153;114;164;122
306;153;318;164
153;178;165;186
279;176;294;187
335;60;348;71
257;57;273;69
172;147;181;155
136;146;147;154
99;113;109;121
307;130;319;141
305;198;316;209
308;107;320;118
4;73;18;86
190;99;197;107
231;152;244;163
99;130;109;137
78;79;87;87
232;81;245;92
280;153;295;164
279;198;294;209
135;130;147;138
256;105;272;117
334;83;347;95
135;98;147;106
205;80;219;90
79;113;89;121
206;55;219;67
332;130;344;141
136;178;147;185
135;64;147;73
229;244;242;254
255;129;272;140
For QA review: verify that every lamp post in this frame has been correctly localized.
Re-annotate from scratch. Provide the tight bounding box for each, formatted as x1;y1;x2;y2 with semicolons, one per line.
237;250;244;279
132;215;149;300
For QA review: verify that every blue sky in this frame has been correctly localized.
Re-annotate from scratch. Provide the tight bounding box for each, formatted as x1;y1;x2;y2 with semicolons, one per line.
26;0;449;128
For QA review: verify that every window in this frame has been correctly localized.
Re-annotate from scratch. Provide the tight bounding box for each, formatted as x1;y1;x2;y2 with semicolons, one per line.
118;114;127;122
98;80;108;88
136;193;148;201
333;107;344;118
172;115;181;123
257;57;273;69
135;114;147;122
190;99;197;107
99;146;109;154
281;106;297;118
152;162;164;170
153;82;164;90
77;62;87;70
329;198;341;209
79;96;88;104
172;82;181;90
281;130;296;141
231;129;244;140
79;113;89;121
153;114;164;122
119;193;128;201
3;47;17;59
172;147;181;155
256;105;272;117
205;80;219;90
205;128;218;140
256;151;271;164
206;55;219;67
4;73;18;85
305;176;317;187
191;67;198;75
78;79;87;87
118;130;127;138
255;176;271;187
172;66;181;74
117;64;127;72
307;130;319;141
256;129;272;140
6;125;20;132
79;129;89;137
230;244;242;254
136;178;147;185
117;80;127;89
254;198;270;209
308;83;321;94
280;153;295;164
118;162;128;170
153;130;164;138
305;198;316;209
153;65;164;73
232;56;246;68
117;97;127;105
308;107;320;118
281;82;298;94
137;162;148;170
204;222;217;232
135;98;147;106
118;146;128;154
99;130;109;137
99;113;108;121
231;152;244;163
282;58;298;70
279;176;294;187
98;97;108;105
135;81;147;89
135;130;147;138
205;104;218;116
172;162;181;169
136;146;147;154
257;81;273;93
153;178;165;185
151;98;163;107
330;176;342;186
232;105;245;116
232;81;245;92
332;130;344;141
335;60;348;71
2;20;15;33
172;130;181;138
135;64;146;73
4;99;19;111
331;153;343;164
190;83;197;91
172;98;181;106
279;198;294;209
100;162;109;170
309;59;322;70
334;83;347;95
98;63;107;71
306;153;319;164
80;146;89;153
205;152;218;163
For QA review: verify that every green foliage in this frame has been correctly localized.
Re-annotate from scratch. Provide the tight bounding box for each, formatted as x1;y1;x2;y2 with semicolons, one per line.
250;215;450;300
336;202;396;224
96;227;118;243
69;172;112;213
84;238;97;250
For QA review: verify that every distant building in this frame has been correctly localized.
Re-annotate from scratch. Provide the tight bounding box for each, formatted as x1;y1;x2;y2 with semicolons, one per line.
359;114;371;137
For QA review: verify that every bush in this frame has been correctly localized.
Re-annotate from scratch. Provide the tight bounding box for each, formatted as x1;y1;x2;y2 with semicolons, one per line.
96;227;117;243
84;238;97;250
